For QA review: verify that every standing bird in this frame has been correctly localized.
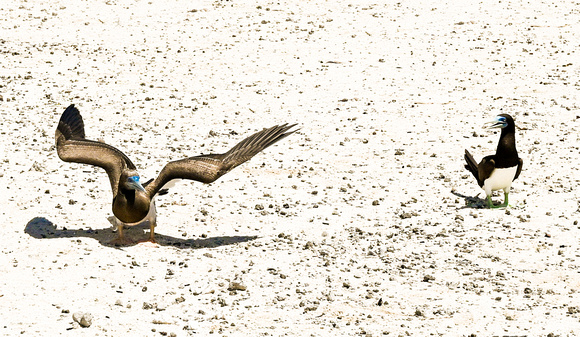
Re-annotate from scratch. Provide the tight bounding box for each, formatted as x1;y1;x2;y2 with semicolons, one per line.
55;104;298;245
464;113;523;208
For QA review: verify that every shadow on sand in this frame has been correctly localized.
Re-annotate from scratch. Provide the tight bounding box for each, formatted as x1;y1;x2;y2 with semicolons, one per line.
451;190;486;209
25;217;258;249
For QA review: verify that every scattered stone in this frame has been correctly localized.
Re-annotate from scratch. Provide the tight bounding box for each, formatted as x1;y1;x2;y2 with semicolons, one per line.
72;312;93;328
143;302;157;310
227;282;247;291
30;161;44;172
423;275;435;282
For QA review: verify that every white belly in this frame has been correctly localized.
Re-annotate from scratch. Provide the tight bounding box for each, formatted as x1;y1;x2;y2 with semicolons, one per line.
483;166;518;195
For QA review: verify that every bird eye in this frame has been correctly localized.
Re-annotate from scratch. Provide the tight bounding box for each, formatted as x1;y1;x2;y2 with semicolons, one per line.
498;116;506;122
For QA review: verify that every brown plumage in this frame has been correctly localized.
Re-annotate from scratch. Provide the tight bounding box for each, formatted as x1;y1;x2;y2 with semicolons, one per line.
55;104;298;245
463;113;523;208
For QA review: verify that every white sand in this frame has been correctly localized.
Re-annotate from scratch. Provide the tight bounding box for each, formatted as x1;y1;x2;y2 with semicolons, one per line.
1;0;579;335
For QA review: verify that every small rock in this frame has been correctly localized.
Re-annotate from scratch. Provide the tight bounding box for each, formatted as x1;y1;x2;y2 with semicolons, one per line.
423;275;435;282
399;212;413;219
142;302;156;310
228;282;247;291
72;312;93;328
30;161;44;172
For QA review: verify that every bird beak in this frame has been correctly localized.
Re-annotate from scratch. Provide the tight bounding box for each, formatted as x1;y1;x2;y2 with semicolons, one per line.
484;116;507;129
128;176;146;192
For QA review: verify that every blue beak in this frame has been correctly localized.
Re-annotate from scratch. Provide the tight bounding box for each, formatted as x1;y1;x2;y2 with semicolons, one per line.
128;176;146;192
484;115;508;129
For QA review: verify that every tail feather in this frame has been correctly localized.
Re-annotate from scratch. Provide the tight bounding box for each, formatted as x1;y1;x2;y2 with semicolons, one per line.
464;150;479;184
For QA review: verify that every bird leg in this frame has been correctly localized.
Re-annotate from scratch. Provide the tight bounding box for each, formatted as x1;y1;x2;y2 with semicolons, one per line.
486;195;496;208
486;193;509;209
499;192;509;208
109;224;135;246
145;222;157;243
137;221;158;247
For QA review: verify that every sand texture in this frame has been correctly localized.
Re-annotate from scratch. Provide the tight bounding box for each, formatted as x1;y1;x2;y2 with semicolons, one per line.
1;0;580;336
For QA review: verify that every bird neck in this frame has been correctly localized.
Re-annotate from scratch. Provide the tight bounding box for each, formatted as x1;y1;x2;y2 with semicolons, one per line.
120;188;137;203
495;128;518;166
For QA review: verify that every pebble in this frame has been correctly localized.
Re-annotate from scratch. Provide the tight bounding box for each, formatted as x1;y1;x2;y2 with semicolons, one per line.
72;312;93;328
228;282;247;291
423;275;435;282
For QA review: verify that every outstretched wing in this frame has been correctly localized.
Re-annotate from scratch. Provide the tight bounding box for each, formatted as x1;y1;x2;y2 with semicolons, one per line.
145;123;298;198
55;104;136;196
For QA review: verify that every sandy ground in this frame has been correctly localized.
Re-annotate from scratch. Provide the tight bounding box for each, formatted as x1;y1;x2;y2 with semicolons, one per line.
1;0;580;336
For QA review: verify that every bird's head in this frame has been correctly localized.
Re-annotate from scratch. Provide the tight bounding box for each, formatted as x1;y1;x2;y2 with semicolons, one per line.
485;114;513;129
124;175;146;192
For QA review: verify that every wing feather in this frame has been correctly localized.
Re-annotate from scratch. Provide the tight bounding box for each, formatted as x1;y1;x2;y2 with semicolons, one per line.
514;158;523;181
55;104;136;195
145;123;298;198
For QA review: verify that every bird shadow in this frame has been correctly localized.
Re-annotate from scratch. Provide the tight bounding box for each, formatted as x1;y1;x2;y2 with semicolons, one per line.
451;190;487;209
24;217;258;249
